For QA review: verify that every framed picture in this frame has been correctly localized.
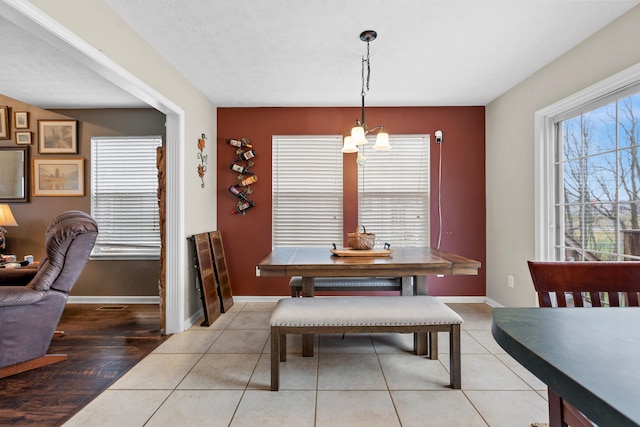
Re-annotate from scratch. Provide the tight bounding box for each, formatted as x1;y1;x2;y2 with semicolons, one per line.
38;119;78;154
0;107;9;140
14;111;29;129
32;157;84;196
0;146;29;202
15;131;32;145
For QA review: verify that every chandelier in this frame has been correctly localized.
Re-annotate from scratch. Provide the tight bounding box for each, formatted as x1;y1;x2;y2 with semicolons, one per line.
342;30;390;156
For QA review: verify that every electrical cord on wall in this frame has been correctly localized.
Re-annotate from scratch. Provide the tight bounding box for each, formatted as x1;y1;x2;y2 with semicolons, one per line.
437;138;442;250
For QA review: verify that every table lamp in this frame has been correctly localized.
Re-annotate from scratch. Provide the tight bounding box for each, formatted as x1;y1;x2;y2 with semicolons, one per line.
0;204;19;253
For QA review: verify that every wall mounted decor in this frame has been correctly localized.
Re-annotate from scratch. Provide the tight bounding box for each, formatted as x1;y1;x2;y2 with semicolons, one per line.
32;157;84;196
226;138;256;215
38;120;78;154
0;146;28;202
14;111;28;129
197;133;207;188
15;131;31;145
0;107;9;139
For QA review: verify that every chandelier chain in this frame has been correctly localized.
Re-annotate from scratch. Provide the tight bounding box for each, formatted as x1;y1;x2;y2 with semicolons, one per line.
361;40;371;96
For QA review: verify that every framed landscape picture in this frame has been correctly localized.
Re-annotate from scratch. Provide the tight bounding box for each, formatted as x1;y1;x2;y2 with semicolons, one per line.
32;157;84;196
15;131;32;145
0;107;9;139
14;111;29;129
38;119;78;154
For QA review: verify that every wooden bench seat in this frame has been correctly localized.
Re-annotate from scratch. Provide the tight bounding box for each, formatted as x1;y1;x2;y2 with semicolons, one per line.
288;276;402;297
269;295;463;391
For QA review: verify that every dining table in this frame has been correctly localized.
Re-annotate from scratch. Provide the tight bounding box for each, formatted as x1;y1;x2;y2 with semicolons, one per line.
256;246;481;356
492;307;640;427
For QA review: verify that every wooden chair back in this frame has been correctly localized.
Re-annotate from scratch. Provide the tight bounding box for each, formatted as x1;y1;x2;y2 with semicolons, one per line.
527;261;640;307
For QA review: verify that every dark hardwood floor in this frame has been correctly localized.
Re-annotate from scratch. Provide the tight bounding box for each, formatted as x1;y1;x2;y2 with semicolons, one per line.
0;304;168;426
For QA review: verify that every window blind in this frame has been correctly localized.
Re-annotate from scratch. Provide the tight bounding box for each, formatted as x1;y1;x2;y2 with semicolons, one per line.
358;134;429;247
90;136;163;259
272;135;343;247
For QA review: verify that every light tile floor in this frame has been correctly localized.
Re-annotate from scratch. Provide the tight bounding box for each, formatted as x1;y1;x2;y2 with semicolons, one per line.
63;302;549;427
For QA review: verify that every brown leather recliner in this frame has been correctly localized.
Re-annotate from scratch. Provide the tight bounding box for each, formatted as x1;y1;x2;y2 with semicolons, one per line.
0;210;98;378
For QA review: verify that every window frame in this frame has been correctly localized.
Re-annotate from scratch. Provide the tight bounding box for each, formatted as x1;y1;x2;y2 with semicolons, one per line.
535;63;640;261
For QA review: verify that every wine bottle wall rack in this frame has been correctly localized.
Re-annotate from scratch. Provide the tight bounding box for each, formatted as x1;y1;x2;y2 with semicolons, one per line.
226;138;256;215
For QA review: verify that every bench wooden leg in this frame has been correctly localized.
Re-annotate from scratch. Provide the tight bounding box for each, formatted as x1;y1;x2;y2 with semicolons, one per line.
301;277;315;357
271;326;280;391
414;333;429;356
279;332;287;362
428;332;438;360
450;324;461;389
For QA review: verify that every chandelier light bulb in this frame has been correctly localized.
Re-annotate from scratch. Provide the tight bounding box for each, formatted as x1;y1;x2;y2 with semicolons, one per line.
341;136;358;153
373;131;390;150
351;125;367;145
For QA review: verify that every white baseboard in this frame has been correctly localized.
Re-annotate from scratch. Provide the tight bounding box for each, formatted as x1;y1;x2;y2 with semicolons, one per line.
67;296;160;304
233;295;491;304
483;297;504;308
184;307;204;330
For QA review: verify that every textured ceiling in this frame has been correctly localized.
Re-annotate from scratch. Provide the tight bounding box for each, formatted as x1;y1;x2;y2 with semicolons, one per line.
0;13;145;109
0;0;638;109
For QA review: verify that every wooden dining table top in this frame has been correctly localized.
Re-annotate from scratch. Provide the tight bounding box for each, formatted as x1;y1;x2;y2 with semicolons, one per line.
256;246;481;278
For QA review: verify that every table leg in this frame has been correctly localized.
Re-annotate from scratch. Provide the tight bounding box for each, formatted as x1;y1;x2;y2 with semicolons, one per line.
301;276;315;357
401;276;413;296
413;275;430;356
415;275;428;295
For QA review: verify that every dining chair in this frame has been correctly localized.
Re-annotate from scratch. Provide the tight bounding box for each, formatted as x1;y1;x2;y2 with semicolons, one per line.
527;260;640;427
528;260;640;308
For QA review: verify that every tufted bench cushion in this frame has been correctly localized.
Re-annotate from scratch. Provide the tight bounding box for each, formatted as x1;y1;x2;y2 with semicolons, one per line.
270;296;462;391
288;276;402;297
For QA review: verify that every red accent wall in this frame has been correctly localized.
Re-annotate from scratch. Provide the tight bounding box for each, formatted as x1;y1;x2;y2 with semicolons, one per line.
217;107;485;296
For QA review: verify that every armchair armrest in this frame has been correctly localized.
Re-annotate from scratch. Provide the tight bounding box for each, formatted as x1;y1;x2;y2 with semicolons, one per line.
0;268;38;286
0;286;47;307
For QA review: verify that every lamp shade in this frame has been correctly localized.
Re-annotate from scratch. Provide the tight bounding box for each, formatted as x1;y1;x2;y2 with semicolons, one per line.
351;125;367;145
0;204;18;227
373;131;391;150
341;136;358;153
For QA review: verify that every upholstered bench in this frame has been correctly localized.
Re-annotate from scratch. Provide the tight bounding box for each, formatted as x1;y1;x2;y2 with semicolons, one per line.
270;296;463;391
288;276;402;297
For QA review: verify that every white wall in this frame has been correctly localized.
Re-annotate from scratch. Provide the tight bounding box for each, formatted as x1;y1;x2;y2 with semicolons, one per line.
28;0;218;330
486;5;640;307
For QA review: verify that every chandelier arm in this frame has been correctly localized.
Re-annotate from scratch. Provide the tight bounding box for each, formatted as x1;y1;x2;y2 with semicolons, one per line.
365;125;385;135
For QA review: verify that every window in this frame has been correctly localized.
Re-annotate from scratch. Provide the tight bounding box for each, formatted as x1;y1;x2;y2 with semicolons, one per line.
90;136;163;259
358;135;430;246
536;64;640;261
272;135;343;247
